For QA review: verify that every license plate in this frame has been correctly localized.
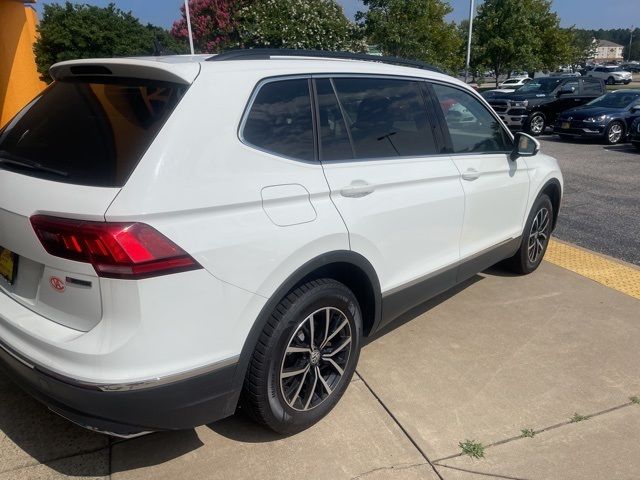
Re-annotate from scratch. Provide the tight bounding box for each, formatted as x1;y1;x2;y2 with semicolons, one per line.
0;247;18;285
562;122;571;129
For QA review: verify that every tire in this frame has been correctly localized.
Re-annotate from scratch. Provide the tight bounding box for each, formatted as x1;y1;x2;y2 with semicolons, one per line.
624;80;631;85
241;279;362;434
526;112;546;136
503;194;553;275
607;76;615;85
604;121;625;145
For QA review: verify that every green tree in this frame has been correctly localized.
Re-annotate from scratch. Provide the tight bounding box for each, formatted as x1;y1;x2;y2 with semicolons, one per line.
235;0;364;51
356;0;462;72
34;2;185;82
473;0;573;86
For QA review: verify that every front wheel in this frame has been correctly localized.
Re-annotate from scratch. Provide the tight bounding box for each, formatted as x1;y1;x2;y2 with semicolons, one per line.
607;76;616;85
624;80;631;85
526;112;546;136
503;194;554;274
241;279;361;434
605;121;625;145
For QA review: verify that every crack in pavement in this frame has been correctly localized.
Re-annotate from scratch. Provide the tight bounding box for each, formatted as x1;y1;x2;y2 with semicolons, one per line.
356;369;444;480
350;462;428;479
433;399;638;464
435;464;530;480
0;445;110;475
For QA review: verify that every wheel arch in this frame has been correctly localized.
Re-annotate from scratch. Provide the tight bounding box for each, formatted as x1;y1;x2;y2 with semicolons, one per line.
538;178;562;231
228;250;382;404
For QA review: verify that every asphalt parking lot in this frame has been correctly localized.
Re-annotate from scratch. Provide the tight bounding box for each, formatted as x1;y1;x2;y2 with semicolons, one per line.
1;141;639;480
539;137;640;266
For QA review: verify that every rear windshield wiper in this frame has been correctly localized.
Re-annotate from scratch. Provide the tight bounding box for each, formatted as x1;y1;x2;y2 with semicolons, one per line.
0;150;68;178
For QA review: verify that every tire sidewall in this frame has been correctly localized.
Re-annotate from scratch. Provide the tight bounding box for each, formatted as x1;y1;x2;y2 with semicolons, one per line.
264;283;362;433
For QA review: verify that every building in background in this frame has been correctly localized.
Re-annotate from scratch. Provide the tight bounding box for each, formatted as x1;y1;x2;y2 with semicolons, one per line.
594;39;625;62
0;0;46;126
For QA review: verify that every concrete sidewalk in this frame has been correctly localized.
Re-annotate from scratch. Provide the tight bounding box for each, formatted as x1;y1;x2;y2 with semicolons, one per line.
1;257;639;479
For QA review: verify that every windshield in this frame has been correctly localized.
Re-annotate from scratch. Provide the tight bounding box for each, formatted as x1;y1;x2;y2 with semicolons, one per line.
0;78;186;187
587;91;640;108
517;78;563;94
503;79;520;85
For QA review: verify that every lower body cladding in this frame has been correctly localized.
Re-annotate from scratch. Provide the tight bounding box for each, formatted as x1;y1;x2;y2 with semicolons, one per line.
0;342;239;437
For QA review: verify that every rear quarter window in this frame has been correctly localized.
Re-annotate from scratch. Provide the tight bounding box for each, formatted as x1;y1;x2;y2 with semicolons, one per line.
0;78;186;187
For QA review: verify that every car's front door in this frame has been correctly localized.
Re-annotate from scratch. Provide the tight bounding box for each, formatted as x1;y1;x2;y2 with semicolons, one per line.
428;82;530;276
546;79;582;123
316;76;465;320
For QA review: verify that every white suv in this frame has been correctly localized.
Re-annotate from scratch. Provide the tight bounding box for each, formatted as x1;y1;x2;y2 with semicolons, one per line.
587;66;633;85
0;50;562;437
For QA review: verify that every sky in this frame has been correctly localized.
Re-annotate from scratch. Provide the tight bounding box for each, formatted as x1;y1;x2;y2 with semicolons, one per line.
33;0;640;31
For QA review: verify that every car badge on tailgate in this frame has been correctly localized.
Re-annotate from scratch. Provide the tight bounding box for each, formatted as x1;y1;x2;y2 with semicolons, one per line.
49;276;66;292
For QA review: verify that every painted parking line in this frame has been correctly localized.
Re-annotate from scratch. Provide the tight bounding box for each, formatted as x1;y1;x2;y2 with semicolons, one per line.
545;238;640;300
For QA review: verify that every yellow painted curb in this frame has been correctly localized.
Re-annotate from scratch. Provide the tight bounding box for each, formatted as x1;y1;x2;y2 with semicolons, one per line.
545;239;640;300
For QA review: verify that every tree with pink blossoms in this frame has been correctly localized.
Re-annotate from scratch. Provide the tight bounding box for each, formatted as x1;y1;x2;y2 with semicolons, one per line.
171;0;239;53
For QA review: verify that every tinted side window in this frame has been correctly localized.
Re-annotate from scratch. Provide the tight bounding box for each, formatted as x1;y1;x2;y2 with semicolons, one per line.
332;77;437;159
243;79;314;161
582;78;603;95
562;80;580;95
432;83;512;154
316;78;353;161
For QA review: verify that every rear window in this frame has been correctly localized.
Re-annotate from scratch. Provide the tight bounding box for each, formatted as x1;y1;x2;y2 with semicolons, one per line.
0;78;186;187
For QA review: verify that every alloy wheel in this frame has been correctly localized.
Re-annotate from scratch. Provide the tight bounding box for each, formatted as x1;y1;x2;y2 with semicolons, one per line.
280;307;352;412
528;207;550;264
530;115;545;134
608;123;623;144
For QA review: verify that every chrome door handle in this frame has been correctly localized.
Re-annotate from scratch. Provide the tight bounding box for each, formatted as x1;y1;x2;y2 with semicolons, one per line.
340;180;374;198
461;168;481;181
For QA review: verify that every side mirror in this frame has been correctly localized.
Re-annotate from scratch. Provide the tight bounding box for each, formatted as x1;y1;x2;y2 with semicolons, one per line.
558;86;576;96
631;105;640;112
511;132;540;160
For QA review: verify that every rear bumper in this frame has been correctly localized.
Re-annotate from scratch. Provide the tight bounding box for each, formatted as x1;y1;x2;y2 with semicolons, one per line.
0;339;240;436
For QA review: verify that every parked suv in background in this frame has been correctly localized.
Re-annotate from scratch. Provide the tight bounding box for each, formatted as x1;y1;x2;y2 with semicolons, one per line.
587;66;633;85
0;50;563;437
485;76;606;135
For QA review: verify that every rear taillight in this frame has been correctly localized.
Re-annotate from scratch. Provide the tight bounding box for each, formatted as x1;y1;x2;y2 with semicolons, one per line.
30;215;201;279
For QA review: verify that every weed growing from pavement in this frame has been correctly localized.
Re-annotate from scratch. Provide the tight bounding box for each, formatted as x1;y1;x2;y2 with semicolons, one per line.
521;428;535;438
630;396;640;405
570;412;589;422
459;439;485;458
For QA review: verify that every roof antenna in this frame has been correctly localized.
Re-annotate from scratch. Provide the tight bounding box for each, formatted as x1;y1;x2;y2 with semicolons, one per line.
184;0;195;55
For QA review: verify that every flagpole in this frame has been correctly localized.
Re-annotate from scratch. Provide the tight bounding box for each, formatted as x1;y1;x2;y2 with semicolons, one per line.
465;0;475;84
184;0;195;55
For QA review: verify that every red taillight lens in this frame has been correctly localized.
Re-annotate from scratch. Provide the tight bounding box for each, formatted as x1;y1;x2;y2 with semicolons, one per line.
30;215;201;279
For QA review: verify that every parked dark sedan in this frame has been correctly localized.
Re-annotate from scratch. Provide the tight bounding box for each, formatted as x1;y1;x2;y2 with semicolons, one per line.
630;118;640;151
554;90;640;144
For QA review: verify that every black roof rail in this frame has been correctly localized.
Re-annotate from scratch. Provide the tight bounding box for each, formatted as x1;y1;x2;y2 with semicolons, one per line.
207;49;443;73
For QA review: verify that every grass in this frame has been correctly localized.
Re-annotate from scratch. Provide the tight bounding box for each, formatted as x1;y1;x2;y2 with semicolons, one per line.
630;396;640;405
521;428;536;438
459;439;485;459
570;412;589;423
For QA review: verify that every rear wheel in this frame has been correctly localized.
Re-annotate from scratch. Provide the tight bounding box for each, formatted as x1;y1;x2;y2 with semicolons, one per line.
526;112;546;136
503;194;553;274
605;121;624;145
241;279;361;434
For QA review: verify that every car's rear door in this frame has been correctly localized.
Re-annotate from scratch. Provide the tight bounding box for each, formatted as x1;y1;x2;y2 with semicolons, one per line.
316;76;464;323
427;82;530;278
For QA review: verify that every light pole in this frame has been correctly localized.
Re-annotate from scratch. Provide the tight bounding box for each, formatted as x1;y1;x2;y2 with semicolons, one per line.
464;0;475;84
184;0;195;55
629;26;634;62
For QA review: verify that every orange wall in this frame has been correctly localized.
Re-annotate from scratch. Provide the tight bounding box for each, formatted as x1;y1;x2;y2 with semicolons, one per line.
0;0;47;127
